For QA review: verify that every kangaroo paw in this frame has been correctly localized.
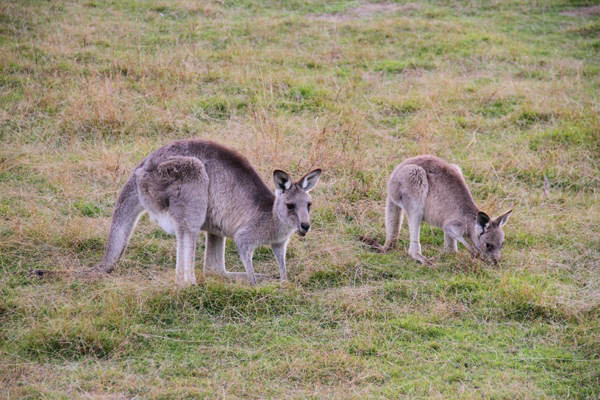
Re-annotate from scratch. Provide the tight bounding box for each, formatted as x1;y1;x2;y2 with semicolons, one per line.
469;249;485;261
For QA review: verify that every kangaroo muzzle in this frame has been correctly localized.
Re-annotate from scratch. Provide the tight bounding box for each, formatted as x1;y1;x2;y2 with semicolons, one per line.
298;222;311;236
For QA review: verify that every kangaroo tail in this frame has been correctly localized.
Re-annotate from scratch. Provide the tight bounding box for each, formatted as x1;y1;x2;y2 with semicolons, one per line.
28;269;105;280
28;269;65;279
358;235;387;253
95;174;145;273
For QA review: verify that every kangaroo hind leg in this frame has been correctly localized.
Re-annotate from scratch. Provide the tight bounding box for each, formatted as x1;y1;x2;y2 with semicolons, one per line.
405;209;432;266
388;164;431;266
383;197;404;251
137;156;209;286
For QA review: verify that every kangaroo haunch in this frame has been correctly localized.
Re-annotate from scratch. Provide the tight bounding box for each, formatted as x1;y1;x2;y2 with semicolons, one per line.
96;139;322;286
362;155;512;266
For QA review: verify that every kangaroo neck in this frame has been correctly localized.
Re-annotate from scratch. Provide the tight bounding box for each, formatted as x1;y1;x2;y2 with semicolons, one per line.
265;209;292;244
463;206;481;243
272;202;289;228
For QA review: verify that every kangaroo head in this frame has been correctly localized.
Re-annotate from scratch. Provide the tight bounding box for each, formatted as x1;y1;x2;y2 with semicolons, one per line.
273;169;322;236
473;210;512;264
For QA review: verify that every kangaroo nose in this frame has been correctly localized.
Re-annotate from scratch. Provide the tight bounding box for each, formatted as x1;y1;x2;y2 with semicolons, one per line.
300;223;311;232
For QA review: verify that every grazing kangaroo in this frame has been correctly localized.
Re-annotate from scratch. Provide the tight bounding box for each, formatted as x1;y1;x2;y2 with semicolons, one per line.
361;155;512;265
95;139;322;286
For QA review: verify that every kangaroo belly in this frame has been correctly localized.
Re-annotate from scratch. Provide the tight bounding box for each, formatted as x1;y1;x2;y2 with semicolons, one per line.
148;210;177;235
423;190;466;229
422;205;447;229
201;219;231;238
201;208;243;239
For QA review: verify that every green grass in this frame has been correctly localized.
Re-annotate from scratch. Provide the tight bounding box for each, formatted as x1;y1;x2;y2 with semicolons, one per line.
1;0;600;398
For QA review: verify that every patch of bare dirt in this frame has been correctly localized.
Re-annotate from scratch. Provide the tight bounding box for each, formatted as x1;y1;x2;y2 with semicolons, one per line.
560;6;600;16
307;2;420;22
307;12;355;22
353;2;420;16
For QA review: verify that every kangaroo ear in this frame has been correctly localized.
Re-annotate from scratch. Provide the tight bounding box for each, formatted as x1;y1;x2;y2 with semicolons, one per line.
299;169;322;192
476;212;491;234
495;209;512;227
273;170;292;193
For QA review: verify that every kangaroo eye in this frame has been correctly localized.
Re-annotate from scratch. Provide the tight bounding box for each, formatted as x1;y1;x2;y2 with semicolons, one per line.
307;203;312;212
286;204;295;210
486;243;493;250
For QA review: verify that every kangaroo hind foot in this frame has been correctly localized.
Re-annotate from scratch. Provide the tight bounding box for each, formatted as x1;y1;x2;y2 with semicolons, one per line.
222;271;277;284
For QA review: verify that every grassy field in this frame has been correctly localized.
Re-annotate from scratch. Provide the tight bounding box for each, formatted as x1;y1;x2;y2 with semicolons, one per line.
1;0;600;398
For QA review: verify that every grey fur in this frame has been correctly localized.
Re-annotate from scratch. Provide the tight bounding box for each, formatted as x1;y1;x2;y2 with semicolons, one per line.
371;155;512;265
95;139;322;286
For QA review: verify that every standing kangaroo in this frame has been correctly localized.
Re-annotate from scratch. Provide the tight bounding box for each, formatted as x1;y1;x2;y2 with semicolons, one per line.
362;155;511;265
95;139;322;286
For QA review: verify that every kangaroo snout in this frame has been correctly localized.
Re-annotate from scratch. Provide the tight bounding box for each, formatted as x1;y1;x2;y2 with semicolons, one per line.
299;222;311;235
